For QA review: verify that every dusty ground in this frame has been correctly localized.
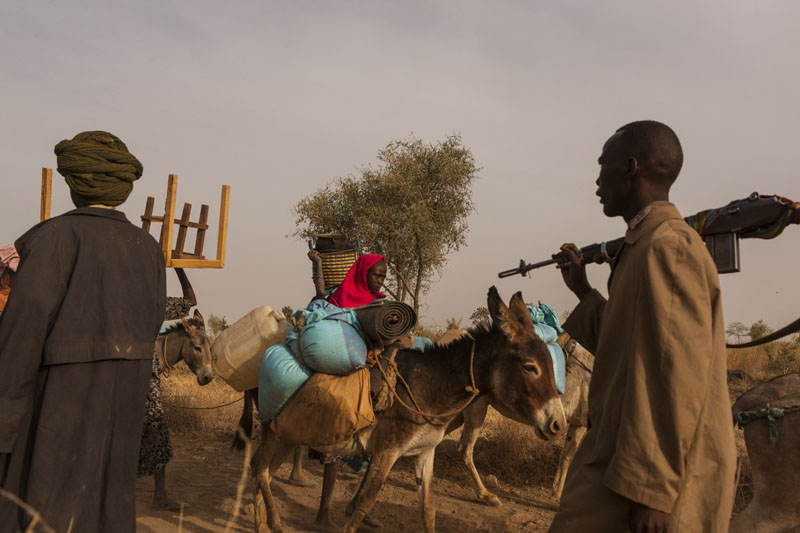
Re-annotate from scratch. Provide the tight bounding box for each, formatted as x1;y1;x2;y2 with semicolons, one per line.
135;432;559;533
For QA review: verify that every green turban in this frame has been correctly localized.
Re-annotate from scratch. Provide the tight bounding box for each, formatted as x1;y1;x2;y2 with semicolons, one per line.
54;131;143;207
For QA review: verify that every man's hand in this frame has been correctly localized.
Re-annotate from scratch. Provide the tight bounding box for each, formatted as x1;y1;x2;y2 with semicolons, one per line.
629;502;670;533
552;243;592;300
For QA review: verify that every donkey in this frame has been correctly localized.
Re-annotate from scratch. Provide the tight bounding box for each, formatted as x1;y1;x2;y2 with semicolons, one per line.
157;309;214;385
251;287;566;533
147;309;214;508
438;331;594;506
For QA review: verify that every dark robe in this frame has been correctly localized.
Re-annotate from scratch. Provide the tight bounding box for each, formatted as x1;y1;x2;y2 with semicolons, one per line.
0;207;165;533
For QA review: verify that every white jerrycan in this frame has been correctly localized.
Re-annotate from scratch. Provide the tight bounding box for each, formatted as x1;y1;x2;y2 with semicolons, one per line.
212;305;288;391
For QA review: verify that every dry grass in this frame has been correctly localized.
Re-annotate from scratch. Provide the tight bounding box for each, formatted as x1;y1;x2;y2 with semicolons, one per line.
161;364;246;438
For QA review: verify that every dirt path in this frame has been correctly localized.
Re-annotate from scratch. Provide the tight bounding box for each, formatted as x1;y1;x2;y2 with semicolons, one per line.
136;432;558;532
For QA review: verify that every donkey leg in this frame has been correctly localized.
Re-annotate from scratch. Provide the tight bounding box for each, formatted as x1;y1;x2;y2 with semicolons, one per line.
415;447;437;533
458;397;500;506
253;426;286;533
552;424;586;498
232;388;255;451
343;452;398;533
287;445;316;487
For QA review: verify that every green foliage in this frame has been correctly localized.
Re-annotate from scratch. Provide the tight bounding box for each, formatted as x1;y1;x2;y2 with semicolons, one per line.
293;134;479;314
281;305;294;318
207;314;229;337
470;306;490;327
749;320;773;341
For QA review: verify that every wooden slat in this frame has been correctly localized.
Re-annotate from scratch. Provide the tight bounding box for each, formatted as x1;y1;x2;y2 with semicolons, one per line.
173;202;192;255
160;174;178;264
141;196;155;231
215;185;231;267
194;204;209;257
40;168;52;221
172;251;205;260
167;258;223;269
140;215;206;229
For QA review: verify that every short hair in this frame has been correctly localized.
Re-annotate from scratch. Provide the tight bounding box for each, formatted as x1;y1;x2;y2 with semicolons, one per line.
615;120;683;184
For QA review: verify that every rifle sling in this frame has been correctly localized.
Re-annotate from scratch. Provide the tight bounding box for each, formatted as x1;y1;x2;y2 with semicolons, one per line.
727;316;800;348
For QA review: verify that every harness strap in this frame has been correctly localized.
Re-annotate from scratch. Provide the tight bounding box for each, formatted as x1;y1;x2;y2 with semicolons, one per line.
288;315;311;369
374;336;480;424
157;333;175;377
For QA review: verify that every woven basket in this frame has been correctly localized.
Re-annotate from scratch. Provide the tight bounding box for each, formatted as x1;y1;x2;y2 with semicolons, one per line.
320;249;359;290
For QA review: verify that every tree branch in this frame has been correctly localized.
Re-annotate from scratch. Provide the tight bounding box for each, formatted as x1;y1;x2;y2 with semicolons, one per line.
386;261;414;300
413;232;424;316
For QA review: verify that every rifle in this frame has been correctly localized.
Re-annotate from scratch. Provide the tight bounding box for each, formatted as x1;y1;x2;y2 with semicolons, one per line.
497;193;800;348
498;193;800;278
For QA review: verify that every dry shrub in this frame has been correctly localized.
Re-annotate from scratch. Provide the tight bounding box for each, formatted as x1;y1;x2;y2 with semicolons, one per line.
727;347;769;379
160;366;245;437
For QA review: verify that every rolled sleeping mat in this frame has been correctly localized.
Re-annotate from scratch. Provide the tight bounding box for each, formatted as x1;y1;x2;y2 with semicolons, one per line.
355;300;417;349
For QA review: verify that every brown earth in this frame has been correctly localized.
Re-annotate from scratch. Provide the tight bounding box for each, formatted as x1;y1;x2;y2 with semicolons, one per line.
135;431;559;533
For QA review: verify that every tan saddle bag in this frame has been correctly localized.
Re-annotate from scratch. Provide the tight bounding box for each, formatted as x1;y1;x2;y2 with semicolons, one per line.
271;368;375;448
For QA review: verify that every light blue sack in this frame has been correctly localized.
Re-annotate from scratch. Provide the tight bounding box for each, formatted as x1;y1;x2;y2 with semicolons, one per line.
527;303;566;396
296;319;368;374
258;342;313;422
285;299;368;375
412;336;435;351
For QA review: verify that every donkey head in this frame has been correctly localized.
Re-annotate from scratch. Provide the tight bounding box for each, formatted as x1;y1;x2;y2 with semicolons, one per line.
486;286;565;440
179;309;214;386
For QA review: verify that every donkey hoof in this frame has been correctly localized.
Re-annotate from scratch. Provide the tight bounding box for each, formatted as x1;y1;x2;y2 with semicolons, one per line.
483;494;502;507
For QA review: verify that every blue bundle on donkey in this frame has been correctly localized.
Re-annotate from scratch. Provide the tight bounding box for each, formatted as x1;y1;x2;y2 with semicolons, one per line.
527;302;567;395
257;299;368;421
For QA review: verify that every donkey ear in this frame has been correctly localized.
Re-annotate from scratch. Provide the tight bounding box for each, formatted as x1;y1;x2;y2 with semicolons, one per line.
487;286;521;337
192;309;205;325
180;316;195;332
508;292;535;330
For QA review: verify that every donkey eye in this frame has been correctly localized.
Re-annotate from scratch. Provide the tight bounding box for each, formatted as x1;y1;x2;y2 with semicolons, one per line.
523;363;541;376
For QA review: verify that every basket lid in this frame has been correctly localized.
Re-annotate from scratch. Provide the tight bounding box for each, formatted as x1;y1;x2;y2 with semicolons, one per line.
314;233;357;253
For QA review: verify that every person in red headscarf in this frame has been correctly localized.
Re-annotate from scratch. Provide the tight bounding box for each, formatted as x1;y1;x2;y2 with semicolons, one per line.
299;250;387;530
327;253;387;308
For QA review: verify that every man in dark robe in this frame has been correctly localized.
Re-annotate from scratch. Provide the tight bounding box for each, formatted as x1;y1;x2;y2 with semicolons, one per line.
0;131;166;533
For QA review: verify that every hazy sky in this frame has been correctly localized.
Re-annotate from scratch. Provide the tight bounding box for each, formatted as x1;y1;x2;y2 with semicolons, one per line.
2;1;799;335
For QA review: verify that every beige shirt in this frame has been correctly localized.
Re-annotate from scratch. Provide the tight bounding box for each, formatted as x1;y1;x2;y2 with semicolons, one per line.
550;204;737;532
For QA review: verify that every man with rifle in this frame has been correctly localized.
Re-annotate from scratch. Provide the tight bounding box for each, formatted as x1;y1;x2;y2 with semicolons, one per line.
548;121;736;532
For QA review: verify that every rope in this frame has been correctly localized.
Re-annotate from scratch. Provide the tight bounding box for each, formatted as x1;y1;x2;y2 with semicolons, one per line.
162;396;244;410
374;334;480;423
733;403;800;445
571;353;593;375
561;335;592;375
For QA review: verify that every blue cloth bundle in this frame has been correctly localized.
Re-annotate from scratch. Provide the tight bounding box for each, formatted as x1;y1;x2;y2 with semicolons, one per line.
527;303;566;395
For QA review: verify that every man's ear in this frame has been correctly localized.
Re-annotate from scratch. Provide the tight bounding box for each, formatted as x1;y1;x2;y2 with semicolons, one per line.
626;156;639;177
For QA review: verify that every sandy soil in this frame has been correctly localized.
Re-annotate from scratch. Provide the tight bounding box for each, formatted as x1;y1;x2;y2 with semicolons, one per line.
135;432;558;533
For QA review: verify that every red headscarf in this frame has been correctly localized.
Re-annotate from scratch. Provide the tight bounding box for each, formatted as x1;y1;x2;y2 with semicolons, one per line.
328;254;386;308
